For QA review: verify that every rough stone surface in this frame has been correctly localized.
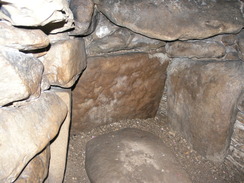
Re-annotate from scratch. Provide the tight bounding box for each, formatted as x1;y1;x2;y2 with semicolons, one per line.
0;46;43;106
237;29;244;61
166;40;226;59
45;88;71;183
0;21;49;51
85;128;192;183
0;0;74;33
94;0;244;41
167;59;244;162
41;37;86;88
69;0;96;35
85;13;165;56
0;91;68;182
72;53;169;132
15;146;50;183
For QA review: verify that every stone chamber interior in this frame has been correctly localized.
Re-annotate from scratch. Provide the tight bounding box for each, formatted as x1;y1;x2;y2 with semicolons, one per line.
0;0;244;183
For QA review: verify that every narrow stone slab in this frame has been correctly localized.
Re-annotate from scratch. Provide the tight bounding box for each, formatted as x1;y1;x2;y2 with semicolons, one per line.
167;59;244;162
94;0;243;41
166;40;226;59
85;128;191;183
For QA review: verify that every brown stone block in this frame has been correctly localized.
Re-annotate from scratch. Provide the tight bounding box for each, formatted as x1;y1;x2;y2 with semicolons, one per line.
72;53;169;132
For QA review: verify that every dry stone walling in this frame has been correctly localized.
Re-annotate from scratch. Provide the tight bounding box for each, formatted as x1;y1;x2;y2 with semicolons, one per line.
0;0;244;182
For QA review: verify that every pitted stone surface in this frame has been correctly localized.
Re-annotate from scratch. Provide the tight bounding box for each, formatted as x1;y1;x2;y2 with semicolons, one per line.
94;0;244;41
72;52;169;132
85;128;191;183
167;59;244;162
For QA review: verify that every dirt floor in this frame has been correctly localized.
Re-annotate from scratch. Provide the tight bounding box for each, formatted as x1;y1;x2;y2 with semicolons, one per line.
63;113;244;183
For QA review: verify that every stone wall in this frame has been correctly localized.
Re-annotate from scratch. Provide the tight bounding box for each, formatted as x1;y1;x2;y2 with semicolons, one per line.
0;0;244;182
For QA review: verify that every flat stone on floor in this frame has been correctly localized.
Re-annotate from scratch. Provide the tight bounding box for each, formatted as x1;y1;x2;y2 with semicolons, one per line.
85;128;191;183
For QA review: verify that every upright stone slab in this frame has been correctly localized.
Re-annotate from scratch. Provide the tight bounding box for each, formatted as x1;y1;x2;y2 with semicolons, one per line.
72;53;169;132
167;59;244;161
94;0;244;41
45;88;71;183
85;128;191;183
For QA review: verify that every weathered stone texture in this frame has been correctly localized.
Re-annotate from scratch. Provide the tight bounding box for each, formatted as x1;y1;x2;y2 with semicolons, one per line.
0;47;43;106
85;13;165;56
0;92;67;182
167;59;244;162
41;37;86;88
237;30;244;61
85;128;191;183
0;0;74;33
166;41;226;59
94;0;244;41
0;21;49;51
69;0;96;35
45;88;71;183
227;93;244;171
72;53;169;132
15;147;50;183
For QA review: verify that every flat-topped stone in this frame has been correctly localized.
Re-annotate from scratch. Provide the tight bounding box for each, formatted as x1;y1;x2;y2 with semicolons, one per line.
85;128;191;183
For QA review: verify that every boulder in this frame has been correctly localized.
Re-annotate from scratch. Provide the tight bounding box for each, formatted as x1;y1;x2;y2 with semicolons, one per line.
41;37;86;88
69;0;96;35
0;46;43;106
94;0;244;41
0;0;74;33
0;21;49;51
166;40;226;59
15;146;50;183
85;13;165;56
167;59;244;162
45;88;71;183
72;53;169;132
0;91;68;182
85;128;191;183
